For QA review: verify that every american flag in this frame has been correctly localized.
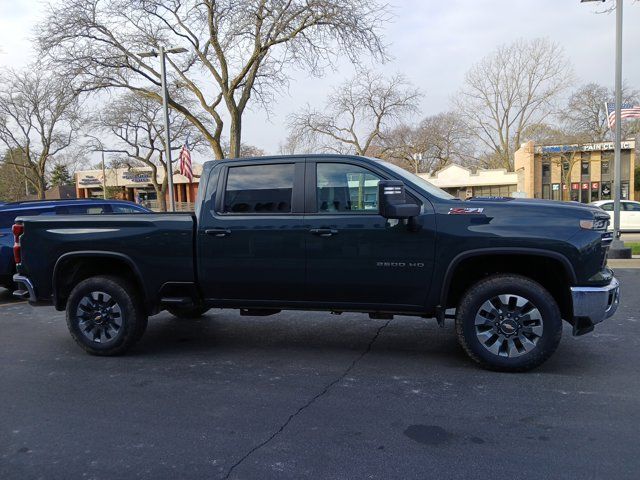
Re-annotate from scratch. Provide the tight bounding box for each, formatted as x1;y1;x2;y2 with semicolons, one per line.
606;102;640;129
178;139;193;182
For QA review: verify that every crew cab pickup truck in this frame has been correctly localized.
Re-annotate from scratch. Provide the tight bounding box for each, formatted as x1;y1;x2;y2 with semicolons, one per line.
12;155;619;371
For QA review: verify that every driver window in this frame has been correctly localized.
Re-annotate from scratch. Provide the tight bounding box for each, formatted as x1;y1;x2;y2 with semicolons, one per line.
316;163;381;213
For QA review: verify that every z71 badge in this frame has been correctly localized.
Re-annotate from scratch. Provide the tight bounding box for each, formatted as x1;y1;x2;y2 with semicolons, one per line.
448;207;484;215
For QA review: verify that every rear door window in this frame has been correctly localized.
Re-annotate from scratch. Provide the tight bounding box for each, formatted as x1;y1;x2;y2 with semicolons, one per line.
111;204;145;214
223;163;295;214
55;204;110;215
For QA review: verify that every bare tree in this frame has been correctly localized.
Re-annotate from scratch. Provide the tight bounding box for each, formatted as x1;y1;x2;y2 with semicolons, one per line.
563;82;639;142
380;112;474;174
0;149;36;202
288;71;421;156
38;0;389;159
95;91;203;211
455;38;571;170
0;67;81;198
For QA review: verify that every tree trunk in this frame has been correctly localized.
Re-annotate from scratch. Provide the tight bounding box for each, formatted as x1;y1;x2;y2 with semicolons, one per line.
36;174;46;200
229;112;242;159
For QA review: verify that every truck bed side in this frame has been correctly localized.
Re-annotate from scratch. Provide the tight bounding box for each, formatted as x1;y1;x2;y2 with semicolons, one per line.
16;213;196;310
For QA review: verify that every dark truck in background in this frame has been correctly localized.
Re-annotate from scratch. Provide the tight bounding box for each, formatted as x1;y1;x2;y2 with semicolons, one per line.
12;155;619;371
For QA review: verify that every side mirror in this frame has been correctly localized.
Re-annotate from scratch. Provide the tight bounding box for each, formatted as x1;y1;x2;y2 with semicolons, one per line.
378;180;421;219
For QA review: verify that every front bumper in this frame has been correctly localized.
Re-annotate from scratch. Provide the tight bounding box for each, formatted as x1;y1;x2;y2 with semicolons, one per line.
570;277;620;334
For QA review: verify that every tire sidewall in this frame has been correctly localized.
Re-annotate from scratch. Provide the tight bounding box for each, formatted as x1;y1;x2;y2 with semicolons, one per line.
66;276;142;355
456;275;562;371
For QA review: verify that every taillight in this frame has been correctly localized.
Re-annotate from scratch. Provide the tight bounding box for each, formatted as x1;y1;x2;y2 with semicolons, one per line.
12;223;24;264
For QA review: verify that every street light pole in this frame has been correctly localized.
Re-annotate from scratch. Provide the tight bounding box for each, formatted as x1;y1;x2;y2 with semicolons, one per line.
612;0;624;244
582;0;630;258
101;149;107;199
137;46;187;212
159;46;176;212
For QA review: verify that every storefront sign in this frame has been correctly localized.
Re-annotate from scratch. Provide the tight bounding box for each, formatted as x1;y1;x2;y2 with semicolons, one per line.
122;171;152;183
581;182;589;190
539;141;633;154
591;182;599;190
79;175;102;186
552;184;560;191
571;183;580;190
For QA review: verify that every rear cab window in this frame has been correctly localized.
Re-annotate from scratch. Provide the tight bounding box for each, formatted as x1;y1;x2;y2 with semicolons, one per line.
222;163;295;214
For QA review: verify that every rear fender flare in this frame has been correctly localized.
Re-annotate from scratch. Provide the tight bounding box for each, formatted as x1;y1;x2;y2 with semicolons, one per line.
52;251;148;310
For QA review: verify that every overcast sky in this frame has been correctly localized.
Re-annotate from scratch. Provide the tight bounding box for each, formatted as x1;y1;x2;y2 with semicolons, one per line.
1;0;639;159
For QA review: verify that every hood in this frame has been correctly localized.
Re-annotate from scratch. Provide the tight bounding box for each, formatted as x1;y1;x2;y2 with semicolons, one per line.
466;197;605;216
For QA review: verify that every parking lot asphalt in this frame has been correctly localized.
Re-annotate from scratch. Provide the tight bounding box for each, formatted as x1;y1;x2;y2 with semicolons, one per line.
1;270;639;480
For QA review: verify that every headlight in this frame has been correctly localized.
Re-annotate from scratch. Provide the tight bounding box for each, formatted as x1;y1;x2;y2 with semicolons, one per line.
580;218;608;230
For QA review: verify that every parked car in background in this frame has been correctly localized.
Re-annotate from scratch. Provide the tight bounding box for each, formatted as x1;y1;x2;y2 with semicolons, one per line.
590;200;640;232
0;199;149;289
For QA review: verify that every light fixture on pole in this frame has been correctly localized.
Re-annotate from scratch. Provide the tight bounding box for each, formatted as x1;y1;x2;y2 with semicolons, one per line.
581;0;631;258
137;47;188;212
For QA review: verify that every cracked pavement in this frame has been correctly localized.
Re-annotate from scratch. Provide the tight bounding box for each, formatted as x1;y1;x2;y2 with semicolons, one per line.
1;271;640;479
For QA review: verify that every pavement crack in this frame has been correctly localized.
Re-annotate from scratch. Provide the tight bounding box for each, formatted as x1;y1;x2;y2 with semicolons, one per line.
222;319;391;479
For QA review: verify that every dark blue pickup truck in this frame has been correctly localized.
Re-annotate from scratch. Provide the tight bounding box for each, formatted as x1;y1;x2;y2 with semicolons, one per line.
0;199;149;289
12;155;619;371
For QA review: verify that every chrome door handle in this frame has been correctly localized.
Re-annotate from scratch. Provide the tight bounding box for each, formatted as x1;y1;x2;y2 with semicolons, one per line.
309;228;338;237
205;228;231;237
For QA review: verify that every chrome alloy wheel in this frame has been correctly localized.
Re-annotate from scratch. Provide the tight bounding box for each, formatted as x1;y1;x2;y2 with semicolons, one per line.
474;294;544;358
76;291;124;344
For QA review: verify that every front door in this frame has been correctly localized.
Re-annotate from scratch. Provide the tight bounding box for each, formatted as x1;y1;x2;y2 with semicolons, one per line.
198;160;307;303
304;160;436;309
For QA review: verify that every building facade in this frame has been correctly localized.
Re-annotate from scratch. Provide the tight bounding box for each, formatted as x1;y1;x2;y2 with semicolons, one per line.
514;140;636;202
419;164;520;199
75;165;203;210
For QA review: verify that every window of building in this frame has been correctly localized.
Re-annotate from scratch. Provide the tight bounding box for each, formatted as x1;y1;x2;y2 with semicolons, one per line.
316;163;382;213
223;163;294;214
581;161;590;177
542;184;551;199
472;185;516;197
622;181;629;200
601;161;610;175
552;184;561;200
542;163;551;180
601;182;612;200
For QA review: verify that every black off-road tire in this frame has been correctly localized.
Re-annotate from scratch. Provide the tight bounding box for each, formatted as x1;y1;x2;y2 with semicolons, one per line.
455;274;562;372
66;275;148;356
167;305;210;319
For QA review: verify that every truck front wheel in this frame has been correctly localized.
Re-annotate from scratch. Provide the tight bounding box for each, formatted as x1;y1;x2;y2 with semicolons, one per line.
455;275;562;372
66;276;148;356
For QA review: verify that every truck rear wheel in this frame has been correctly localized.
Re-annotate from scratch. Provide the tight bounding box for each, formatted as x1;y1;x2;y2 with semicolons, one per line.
455;274;562;372
66;275;148;356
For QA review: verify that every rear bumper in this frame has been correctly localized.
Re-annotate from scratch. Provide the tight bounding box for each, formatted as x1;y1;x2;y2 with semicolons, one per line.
12;274;46;305
570;277;620;334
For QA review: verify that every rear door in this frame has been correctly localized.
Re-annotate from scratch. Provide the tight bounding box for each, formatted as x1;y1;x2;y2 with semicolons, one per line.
303;159;436;309
198;159;307;303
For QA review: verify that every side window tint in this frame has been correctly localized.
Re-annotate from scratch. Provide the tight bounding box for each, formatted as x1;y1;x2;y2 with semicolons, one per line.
224;163;294;214
601;203;614;211
623;202;640;211
111;205;142;214
316;163;381;213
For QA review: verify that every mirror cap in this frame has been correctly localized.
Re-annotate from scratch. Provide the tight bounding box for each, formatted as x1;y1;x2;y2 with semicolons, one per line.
378;180;420;219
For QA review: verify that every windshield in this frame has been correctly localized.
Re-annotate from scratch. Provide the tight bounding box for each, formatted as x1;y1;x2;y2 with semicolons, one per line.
370;158;455;200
